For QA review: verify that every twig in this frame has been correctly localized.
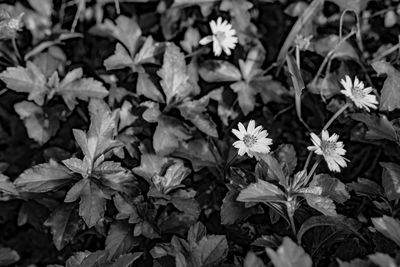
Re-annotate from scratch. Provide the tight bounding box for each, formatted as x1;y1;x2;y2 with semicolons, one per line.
322;103;350;131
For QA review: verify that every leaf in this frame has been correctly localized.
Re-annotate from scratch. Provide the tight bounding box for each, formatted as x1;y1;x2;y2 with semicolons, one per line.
27;0;53;17
173;139;218;171
244;251;266;267
221;188;261;225
303;194;337;216
137;72;165;103
274;144;298;176
351;113;398;143
265;237;312;267
74;99;120;165
368;253;397;267
187;222;207;246
110;253;143;267
153;159;191;194
44;203;84;250
307;73;342;98
106;221;137;260
65;179;111;228
313;35;358;60
0;174;18;195
194;234;229;266
372;61;400;112
372;215;400;246
0;62;48;105
257;154;287;186
230;81;257;115
329;0;370;13
178;96;218;137
337;258;370;267
133;36;163;68
380;162;400;201
14;160;73;193
90;16;141;55
277;0;324;62
157;43;200;106
153;116;192;155
14;101;59;145
309;174;350;204
297;215;364;244
77;250;108;267
104;43;135;71
56;68;108;110
132;153;169;182
0;248;20;266
198;60;241;82
237;179;285;203
348;178;384;197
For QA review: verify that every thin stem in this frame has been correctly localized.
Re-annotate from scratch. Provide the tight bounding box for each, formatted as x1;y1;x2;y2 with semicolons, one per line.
311;30;356;85
322;103;350;131
114;0;120;14
12;36;22;63
223;153;238;180
295;45;300;70
303;151;313;171
304;157;322;185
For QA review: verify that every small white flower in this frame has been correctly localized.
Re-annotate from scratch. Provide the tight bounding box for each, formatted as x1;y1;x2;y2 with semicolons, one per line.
295;34;313;51
340;75;378;112
307;130;348;173
232;120;273;158
199;17;238;56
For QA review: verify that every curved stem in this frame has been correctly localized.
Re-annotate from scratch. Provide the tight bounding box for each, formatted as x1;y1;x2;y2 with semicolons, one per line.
223;153;238;180
12;36;22;63
304;157;322;186
295;45;300;70
322;103;350;131
303;151;313;171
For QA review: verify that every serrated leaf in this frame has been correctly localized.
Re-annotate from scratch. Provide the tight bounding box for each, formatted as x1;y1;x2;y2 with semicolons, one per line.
348;178;384;197
231;81;257;115
194;235;228;266
153;159;191;194
153;116;191;155
14;160;73;193
110;253;143;267
14;101;59;145
157;43;200;106
0;62;48;105
178;96;218;137
309;174;350;204
198;60;241;82
304;194;337;216
298;215;364;244
137;72;165;103
372;61;400;112
65;179;110;228
173;138;218;171
313;35;358;60
132;153;169;182
133;36;162;67
106;221;137;260
56;68;108;110
372;215;400;246
380;162;400;201
237;179;285;203
351;113;398;142
187;222;207;247
44;203;84;250
90;16;141;55
257;154;287;186
0;174;18;195
104;43;135;71
265;237;312;267
77;250;108;267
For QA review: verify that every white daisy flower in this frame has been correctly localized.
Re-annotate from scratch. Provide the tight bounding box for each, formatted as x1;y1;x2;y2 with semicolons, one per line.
199;17;238;56
340;75;378;112
307;130;348;173
232;120;273;158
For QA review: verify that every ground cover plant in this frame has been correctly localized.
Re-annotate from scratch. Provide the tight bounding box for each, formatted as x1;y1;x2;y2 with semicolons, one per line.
1;0;400;266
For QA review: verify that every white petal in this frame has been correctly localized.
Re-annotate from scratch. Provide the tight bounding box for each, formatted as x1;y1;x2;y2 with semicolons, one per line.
199;36;213;45
232;129;244;140
247;120;255;133
238;122;246;135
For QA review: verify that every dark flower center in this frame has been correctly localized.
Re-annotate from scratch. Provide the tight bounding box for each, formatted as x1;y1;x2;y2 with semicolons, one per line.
243;134;257;147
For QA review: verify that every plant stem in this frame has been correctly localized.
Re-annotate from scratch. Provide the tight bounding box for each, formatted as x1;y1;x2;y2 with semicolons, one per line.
295;45;301;70
288;206;297;236
304;157;322;185
322;103;350;131
223;153;238;180
12;36;22;63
